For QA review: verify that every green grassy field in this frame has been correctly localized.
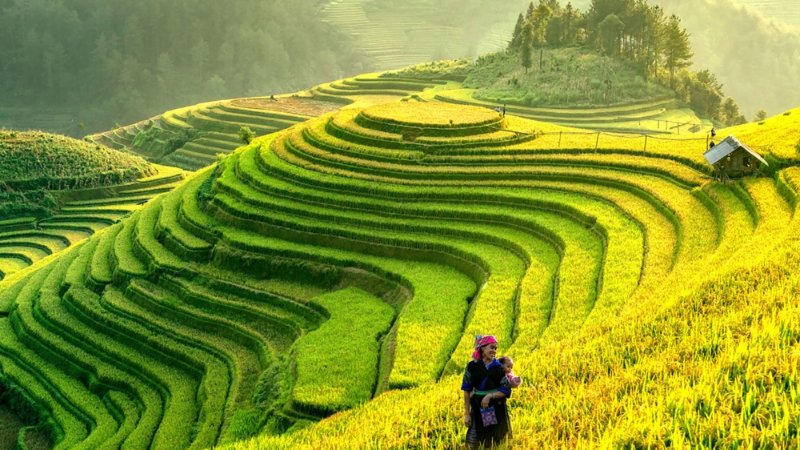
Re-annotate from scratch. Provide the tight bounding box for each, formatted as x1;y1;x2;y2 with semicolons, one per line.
464;48;675;108
2;92;800;449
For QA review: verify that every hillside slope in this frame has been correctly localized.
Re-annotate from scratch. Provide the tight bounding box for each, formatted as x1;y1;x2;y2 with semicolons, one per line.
94;62;720;172
0;131;185;283
1;99;799;449
0;131;152;192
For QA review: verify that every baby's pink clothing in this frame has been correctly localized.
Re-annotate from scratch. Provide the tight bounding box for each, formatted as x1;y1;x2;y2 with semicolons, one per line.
506;372;522;388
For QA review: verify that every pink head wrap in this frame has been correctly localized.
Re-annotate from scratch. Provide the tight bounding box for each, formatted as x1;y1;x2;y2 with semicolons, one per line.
472;334;498;360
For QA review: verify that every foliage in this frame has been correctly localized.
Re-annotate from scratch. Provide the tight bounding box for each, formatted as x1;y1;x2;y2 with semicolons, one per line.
661;15;694;88
465;48;673;107
238;126;256;145
598;13;624;56
0;131;152;191
722;97;748;126
520;22;534;74
499;0;739;121
0;0;370;135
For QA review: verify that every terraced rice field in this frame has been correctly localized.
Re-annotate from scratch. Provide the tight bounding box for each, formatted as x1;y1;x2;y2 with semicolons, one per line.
435;88;712;135
308;73;450;106
91;69;718;177
0;165;185;283
3;98;799;448
89;98;329;172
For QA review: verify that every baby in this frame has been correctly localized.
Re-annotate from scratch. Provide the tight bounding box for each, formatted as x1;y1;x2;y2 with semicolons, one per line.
498;356;522;388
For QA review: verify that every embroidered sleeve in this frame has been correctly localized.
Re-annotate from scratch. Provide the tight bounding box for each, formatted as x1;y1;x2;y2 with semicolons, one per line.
461;364;473;391
498;371;512;398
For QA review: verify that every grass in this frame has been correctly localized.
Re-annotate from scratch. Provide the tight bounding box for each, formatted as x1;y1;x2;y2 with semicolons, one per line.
0;131;153;191
292;288;394;416
465;48;674;108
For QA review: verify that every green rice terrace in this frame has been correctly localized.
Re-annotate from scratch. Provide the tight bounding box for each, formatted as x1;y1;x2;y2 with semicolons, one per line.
95;65;716;175
2;93;800;448
0;131;186;284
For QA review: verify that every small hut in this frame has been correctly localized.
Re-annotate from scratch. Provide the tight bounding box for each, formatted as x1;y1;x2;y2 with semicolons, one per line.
703;135;768;181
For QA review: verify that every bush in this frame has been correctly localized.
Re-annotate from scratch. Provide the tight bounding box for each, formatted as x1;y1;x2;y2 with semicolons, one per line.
239;126;256;145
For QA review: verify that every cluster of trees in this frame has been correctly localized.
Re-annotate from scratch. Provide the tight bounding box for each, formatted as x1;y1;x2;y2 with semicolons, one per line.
0;0;372;135
508;0;747;125
655;0;800;121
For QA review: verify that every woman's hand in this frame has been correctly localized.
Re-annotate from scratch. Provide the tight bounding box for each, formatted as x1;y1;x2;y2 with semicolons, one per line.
481;394;492;409
464;412;472;427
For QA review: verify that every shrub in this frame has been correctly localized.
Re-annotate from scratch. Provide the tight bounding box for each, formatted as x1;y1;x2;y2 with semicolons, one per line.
238;126;256;144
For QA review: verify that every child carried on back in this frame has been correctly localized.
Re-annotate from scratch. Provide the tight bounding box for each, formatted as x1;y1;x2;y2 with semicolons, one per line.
498;356;522;388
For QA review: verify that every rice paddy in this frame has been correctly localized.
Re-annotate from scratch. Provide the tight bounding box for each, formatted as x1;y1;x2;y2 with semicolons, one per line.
3;70;800;449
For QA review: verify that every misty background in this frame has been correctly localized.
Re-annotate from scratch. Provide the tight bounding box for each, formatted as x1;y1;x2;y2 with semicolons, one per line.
0;0;797;136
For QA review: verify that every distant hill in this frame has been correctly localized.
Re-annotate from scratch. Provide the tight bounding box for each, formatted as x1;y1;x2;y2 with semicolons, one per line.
462;47;675;108
0;130;185;282
0;131;152;193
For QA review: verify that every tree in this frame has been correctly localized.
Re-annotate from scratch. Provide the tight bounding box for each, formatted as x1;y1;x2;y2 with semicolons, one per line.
532;3;553;69
238;126;255;145
598;13;625;56
509;13;525;51
564;3;575;43
629;3;665;80
695;69;723;93
521;22;535;73
587;0;635;43
722;97;743;126
662;14;693;89
754;109;768;121
682;70;723;119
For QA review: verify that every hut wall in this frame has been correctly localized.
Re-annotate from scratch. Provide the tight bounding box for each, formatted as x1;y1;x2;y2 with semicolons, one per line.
718;148;755;177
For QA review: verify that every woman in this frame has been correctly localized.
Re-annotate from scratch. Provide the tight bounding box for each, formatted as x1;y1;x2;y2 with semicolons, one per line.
461;335;512;448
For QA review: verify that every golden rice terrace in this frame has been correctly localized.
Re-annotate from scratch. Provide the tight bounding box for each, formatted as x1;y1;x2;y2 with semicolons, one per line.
1;100;800;449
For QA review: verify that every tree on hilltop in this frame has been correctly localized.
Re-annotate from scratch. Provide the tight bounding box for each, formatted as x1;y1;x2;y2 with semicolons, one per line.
662;14;693;89
722;97;747;126
563;3;576;44
509;13;525;51
521;22;535;73
587;0;635;43
532;3;553;69
754;109;768;121
640;5;665;80
598;13;625;56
